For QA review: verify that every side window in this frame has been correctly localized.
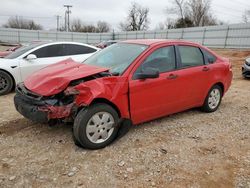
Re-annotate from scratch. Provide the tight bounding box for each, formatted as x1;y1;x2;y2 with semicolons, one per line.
32;44;64;58
202;49;217;64
63;44;97;56
179;46;204;68
136;46;176;74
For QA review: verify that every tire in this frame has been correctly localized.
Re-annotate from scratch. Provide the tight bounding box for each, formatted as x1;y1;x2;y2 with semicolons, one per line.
201;85;222;113
73;103;119;149
0;70;13;95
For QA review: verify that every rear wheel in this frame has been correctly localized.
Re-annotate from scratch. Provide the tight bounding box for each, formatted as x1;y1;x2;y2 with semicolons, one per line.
201;85;222;113
0;70;13;95
73;103;119;149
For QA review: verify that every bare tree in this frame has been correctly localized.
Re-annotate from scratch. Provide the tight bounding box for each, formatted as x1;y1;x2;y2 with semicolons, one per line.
96;21;111;32
70;19;111;33
157;18;176;30
119;2;150;31
82;25;97;33
3;16;43;30
165;0;217;28
166;0;187;27
70;19;83;32
186;0;215;26
242;10;250;23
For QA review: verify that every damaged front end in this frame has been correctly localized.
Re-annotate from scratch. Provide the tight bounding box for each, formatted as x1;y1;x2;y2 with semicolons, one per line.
14;83;80;124
14;72;112;124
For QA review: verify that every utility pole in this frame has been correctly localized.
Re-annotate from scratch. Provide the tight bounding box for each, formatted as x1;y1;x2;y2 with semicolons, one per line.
55;15;61;31
64;5;72;32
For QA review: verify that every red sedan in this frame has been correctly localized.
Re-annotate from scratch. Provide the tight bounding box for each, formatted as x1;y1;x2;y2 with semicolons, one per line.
14;40;233;149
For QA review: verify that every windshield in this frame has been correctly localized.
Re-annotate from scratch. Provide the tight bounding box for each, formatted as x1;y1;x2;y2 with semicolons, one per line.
5;42;46;59
84;43;148;75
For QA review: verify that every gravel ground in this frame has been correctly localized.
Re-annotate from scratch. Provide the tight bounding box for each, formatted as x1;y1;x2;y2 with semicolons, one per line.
0;49;249;188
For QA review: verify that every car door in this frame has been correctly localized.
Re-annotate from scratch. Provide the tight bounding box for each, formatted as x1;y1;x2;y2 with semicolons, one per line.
176;45;212;107
19;44;68;81
129;45;188;124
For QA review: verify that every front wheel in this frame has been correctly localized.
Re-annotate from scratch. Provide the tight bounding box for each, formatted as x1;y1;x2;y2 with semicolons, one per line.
0;70;13;95
73;103;119;149
201;85;222;113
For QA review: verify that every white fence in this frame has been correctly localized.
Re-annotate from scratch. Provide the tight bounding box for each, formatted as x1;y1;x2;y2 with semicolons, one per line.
0;29;113;45
0;23;250;48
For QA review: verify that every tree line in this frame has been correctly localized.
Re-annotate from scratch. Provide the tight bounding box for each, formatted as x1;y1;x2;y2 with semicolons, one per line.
2;0;250;32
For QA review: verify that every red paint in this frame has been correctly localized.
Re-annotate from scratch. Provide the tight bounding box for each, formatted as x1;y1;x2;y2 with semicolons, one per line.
39;103;75;119
24;40;233;124
24;58;109;96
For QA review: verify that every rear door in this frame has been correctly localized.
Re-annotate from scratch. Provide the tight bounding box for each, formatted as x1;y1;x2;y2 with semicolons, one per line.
129;45;188;124
176;45;212;106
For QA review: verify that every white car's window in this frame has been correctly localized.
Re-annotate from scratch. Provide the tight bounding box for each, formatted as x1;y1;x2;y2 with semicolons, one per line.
31;44;64;58
4;43;46;59
63;44;97;56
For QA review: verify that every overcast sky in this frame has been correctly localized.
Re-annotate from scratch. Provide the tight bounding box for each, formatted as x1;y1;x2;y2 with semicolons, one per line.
0;0;249;31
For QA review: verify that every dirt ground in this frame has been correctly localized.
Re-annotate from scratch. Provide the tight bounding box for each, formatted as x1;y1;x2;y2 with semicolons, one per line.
0;48;250;188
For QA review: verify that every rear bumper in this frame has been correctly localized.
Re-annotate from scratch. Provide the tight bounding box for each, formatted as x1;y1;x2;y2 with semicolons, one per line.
242;64;250;78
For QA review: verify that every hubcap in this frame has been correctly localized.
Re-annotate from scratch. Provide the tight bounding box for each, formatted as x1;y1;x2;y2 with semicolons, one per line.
0;76;8;90
208;88;221;109
86;112;115;144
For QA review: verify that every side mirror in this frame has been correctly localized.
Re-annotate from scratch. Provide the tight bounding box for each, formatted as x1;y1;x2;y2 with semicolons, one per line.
26;54;37;60
134;68;159;80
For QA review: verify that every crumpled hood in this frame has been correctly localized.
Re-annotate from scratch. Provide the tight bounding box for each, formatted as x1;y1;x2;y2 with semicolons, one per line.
24;58;109;96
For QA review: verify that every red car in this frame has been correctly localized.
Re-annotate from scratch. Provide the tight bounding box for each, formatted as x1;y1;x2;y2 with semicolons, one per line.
14;40;233;149
0;45;22;58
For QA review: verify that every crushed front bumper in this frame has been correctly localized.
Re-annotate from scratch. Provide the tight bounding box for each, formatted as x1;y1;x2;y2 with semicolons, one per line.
14;95;48;123
14;83;77;124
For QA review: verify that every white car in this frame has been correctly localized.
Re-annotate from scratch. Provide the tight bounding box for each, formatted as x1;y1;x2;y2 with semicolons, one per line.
0;41;99;95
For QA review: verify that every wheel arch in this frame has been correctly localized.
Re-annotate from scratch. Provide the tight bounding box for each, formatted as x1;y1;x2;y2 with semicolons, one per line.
0;68;16;90
84;98;122;118
213;82;224;95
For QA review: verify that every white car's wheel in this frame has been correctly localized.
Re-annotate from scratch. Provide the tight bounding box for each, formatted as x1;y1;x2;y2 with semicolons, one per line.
0;70;13;95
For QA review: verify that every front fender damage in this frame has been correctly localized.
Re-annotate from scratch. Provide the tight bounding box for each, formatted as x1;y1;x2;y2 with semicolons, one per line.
22;76;129;124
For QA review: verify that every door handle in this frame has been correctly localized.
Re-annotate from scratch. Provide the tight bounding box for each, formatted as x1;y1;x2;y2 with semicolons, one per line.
202;67;210;72
167;74;178;80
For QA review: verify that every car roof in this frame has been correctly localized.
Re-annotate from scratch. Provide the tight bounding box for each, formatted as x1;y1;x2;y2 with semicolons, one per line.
121;39;200;47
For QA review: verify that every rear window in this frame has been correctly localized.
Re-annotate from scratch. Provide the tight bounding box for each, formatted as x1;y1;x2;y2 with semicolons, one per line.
179;46;204;68
63;44;97;55
202;49;217;64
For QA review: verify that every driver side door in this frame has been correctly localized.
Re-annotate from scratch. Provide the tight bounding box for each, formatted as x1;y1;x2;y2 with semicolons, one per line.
129;45;186;124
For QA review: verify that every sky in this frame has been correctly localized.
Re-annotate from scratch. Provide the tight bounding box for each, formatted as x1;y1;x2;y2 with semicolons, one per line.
0;0;249;31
